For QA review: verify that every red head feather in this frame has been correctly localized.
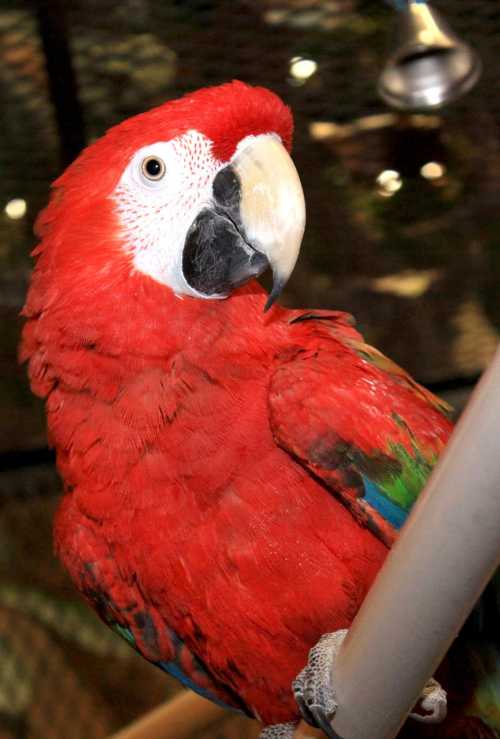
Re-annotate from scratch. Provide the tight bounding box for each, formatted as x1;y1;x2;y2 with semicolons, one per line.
37;81;292;241
22;82;293;377
30;81;293;290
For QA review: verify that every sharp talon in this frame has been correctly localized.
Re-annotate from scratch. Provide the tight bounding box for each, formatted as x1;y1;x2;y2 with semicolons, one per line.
309;704;339;738
409;677;447;724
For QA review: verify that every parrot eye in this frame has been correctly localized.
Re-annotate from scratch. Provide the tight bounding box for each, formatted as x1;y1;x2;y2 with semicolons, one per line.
141;156;166;181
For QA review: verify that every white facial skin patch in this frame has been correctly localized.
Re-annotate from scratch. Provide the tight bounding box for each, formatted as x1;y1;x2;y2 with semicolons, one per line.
112;129;224;298
112;129;304;305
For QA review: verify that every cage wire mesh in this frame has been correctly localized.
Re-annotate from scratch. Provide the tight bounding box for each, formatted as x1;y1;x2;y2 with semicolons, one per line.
1;0;500;737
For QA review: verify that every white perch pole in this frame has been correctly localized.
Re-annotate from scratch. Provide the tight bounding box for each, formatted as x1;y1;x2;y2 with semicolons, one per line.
329;346;500;739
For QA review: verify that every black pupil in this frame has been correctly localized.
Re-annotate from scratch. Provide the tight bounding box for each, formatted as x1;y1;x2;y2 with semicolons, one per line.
145;158;162;177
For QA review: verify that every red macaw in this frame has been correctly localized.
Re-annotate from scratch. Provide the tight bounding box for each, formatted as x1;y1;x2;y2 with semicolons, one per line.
21;82;499;738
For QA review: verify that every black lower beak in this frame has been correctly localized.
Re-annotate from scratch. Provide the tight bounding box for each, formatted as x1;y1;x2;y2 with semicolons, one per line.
183;165;269;298
182;208;269;298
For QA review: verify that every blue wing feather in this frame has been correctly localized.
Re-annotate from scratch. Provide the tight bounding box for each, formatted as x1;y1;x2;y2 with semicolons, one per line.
112;622;240;711
361;476;407;530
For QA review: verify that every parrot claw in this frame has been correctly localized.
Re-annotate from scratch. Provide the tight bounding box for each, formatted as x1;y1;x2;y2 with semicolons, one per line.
260;722;297;738
409;677;447;724
292;629;348;739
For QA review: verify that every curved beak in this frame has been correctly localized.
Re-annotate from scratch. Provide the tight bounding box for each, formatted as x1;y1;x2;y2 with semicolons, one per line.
231;134;306;310
182;134;305;309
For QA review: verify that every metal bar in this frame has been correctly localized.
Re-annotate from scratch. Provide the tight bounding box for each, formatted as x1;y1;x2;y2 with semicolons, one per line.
329;347;500;739
384;0;427;10
35;0;86;167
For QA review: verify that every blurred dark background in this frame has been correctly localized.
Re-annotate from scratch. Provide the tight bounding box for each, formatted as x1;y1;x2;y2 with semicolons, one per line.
0;0;498;736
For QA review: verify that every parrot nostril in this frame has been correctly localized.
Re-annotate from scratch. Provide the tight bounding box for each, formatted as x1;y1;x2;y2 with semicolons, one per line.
212;165;241;210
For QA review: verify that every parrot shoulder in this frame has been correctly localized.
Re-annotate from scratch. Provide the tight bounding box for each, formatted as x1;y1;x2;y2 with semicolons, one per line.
269;313;454;546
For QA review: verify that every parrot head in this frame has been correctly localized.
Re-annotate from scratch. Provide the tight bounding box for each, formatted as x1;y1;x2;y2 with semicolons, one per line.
34;81;305;313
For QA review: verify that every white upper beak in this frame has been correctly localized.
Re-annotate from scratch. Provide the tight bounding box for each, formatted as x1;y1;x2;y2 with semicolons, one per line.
231;134;306;309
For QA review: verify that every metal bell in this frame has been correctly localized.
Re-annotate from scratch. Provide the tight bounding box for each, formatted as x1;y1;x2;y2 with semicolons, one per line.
378;2;481;110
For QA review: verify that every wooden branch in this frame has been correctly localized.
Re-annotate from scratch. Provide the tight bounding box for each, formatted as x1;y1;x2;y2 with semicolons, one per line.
295;723;324;738
107;690;326;739
108;691;226;739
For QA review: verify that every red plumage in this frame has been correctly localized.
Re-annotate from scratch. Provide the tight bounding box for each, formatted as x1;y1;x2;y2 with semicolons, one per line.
21;275;450;723
22;82;493;734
